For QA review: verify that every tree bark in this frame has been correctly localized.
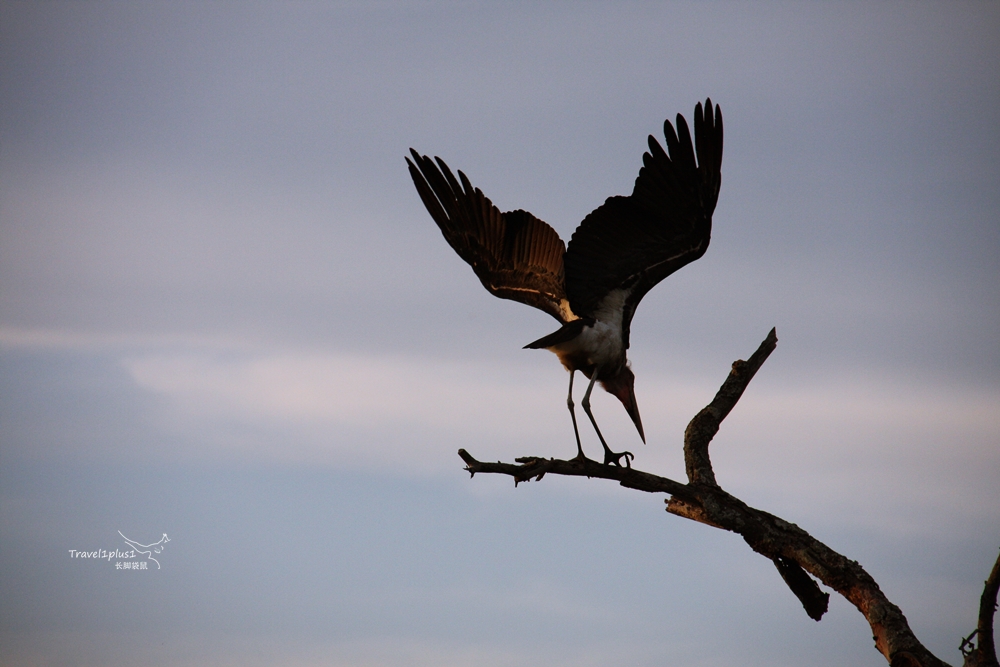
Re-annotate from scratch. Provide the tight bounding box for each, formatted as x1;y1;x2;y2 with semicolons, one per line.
458;328;994;667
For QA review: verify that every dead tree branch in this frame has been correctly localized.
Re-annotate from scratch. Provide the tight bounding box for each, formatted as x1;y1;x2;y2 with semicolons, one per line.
458;327;982;667
962;548;1000;667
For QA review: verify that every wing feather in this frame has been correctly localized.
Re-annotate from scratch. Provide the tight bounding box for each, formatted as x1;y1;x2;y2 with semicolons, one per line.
407;150;570;323
564;99;723;346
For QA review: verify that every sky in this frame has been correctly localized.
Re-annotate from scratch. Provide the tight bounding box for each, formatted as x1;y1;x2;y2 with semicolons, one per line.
1;2;998;666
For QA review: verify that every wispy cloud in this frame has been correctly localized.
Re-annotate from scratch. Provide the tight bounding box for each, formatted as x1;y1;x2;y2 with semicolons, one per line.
0;326;253;351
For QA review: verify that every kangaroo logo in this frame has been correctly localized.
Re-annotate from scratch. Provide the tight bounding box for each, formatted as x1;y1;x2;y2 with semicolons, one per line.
118;531;170;569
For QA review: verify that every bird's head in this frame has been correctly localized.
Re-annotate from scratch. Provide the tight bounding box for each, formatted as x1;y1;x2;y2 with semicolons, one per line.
600;365;645;444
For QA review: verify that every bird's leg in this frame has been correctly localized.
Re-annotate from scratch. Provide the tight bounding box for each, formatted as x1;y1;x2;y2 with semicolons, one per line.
566;370;587;461
581;370;634;468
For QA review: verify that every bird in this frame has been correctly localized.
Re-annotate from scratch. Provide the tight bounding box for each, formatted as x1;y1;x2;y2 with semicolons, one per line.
406;99;723;467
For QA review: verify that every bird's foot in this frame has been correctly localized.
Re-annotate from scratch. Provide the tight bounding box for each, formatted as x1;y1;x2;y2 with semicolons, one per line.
603;448;634;468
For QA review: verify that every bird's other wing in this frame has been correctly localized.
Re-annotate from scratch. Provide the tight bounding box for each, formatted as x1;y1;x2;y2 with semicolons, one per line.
407;149;572;323
563;99;723;347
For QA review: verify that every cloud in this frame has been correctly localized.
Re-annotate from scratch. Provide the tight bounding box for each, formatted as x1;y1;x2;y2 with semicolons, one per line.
6;320;993;504
112;342;1000;530
0;326;250;351
4;323;996;530
122;351;552;428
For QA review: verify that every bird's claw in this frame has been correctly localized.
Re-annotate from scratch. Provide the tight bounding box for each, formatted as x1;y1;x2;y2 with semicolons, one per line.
603;449;633;468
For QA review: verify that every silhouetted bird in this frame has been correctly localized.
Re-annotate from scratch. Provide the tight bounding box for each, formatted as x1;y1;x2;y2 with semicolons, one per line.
407;99;723;467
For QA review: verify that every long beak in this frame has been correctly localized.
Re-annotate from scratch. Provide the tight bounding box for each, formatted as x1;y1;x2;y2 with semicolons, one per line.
625;386;645;444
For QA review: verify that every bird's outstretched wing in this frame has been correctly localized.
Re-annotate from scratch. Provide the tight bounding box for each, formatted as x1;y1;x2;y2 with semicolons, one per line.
563;99;723;347
407;149;572;323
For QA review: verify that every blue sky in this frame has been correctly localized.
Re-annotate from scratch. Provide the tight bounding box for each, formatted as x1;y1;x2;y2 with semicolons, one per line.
1;2;998;666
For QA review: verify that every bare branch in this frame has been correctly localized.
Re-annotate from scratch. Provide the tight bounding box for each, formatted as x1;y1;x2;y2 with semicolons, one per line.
457;448;694;500
773;555;830;621
962;548;1000;667
683;327;777;486
457;329;954;667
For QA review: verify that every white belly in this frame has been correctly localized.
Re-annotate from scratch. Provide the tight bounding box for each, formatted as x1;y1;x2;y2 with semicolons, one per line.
548;317;625;372
569;320;623;367
542;288;630;372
